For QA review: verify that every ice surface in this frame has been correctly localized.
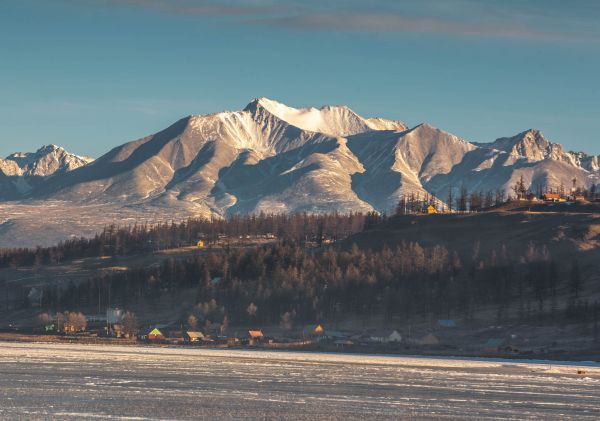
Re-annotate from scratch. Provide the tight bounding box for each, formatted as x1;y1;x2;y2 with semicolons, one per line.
0;341;599;420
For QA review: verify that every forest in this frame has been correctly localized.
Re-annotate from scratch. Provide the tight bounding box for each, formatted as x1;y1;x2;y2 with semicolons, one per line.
0;212;374;268
38;237;597;332
3;178;596;269
4;185;599;332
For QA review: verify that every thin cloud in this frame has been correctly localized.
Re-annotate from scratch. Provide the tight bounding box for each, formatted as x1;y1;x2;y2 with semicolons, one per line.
102;0;289;17
253;12;583;42
88;0;596;42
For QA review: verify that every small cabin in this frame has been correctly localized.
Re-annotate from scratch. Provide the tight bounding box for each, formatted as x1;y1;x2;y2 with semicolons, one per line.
542;193;562;202
388;330;402;343
185;331;205;343
147;328;165;341
197;240;205;248
248;330;264;339
248;329;264;345
427;205;437;214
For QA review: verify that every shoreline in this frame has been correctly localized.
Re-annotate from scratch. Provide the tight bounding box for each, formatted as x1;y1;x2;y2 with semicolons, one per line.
1;332;598;366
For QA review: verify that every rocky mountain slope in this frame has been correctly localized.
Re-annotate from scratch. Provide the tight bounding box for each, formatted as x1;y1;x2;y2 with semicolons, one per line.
0;145;92;199
0;97;598;247
18;98;600;211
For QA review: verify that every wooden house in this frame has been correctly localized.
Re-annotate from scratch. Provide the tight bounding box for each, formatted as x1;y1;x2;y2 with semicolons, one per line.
184;331;205;343
542;193;563;202
248;329;264;345
147;328;165;341
248;330;264;339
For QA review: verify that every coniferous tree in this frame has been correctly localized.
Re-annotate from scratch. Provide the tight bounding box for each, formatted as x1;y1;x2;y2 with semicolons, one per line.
446;187;454;213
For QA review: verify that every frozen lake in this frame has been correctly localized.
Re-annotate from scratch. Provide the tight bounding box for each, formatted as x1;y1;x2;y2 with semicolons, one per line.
0;342;599;420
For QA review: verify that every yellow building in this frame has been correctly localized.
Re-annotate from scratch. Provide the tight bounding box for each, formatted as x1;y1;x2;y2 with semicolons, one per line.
427;205;437;214
197;240;205;248
147;328;165;341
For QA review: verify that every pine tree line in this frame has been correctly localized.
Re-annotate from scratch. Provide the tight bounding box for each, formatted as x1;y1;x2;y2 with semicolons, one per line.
0;212;367;268
36;240;589;328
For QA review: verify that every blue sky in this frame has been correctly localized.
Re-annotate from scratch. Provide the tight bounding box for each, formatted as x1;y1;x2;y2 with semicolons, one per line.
1;0;599;158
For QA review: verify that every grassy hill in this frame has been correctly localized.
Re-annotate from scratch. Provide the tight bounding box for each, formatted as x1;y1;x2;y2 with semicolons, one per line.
345;202;600;264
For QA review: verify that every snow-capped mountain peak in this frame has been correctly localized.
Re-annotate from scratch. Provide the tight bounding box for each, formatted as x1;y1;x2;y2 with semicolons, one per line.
0;144;94;199
245;97;406;137
485;129;575;164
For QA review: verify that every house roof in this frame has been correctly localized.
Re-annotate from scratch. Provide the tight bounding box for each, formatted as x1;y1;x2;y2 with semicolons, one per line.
148;328;164;336
248;330;264;338
186;331;205;339
388;330;402;340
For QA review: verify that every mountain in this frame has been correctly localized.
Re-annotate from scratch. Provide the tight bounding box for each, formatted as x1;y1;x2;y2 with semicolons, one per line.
467;129;599;195
1;97;599;247
27;98;410;215
0;145;93;199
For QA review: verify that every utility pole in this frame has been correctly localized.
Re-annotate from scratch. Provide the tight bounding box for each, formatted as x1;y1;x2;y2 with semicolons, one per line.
4;281;8;312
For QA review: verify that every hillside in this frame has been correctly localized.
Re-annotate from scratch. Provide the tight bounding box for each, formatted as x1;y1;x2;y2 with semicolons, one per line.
2;207;600;360
345;203;600;262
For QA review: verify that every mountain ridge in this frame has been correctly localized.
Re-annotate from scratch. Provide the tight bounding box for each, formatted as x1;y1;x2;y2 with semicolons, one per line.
1;97;599;247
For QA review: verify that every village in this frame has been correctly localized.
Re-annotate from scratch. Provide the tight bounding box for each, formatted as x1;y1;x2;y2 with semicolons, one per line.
2;306;590;361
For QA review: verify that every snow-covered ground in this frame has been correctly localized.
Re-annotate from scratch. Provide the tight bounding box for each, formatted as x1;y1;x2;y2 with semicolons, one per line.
0;342;599;420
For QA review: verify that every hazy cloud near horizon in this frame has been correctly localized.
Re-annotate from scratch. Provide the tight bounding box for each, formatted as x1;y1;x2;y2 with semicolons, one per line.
90;0;599;42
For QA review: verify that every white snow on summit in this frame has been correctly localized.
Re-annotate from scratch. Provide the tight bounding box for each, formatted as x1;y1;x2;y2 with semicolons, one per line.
0;144;93;199
252;97;406;137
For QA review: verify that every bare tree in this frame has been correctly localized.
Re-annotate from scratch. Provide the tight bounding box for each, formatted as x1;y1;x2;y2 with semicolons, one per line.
65;312;87;332
458;185;468;212
220;315;229;336
246;302;258;317
187;314;198;330
121;312;138;338
280;311;294;331
445;186;454;212
38;312;52;327
495;188;506;206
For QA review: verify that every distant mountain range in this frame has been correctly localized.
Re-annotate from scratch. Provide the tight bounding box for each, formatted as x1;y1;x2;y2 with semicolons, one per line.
4;97;599;210
1;97;598;241
0;145;92;200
